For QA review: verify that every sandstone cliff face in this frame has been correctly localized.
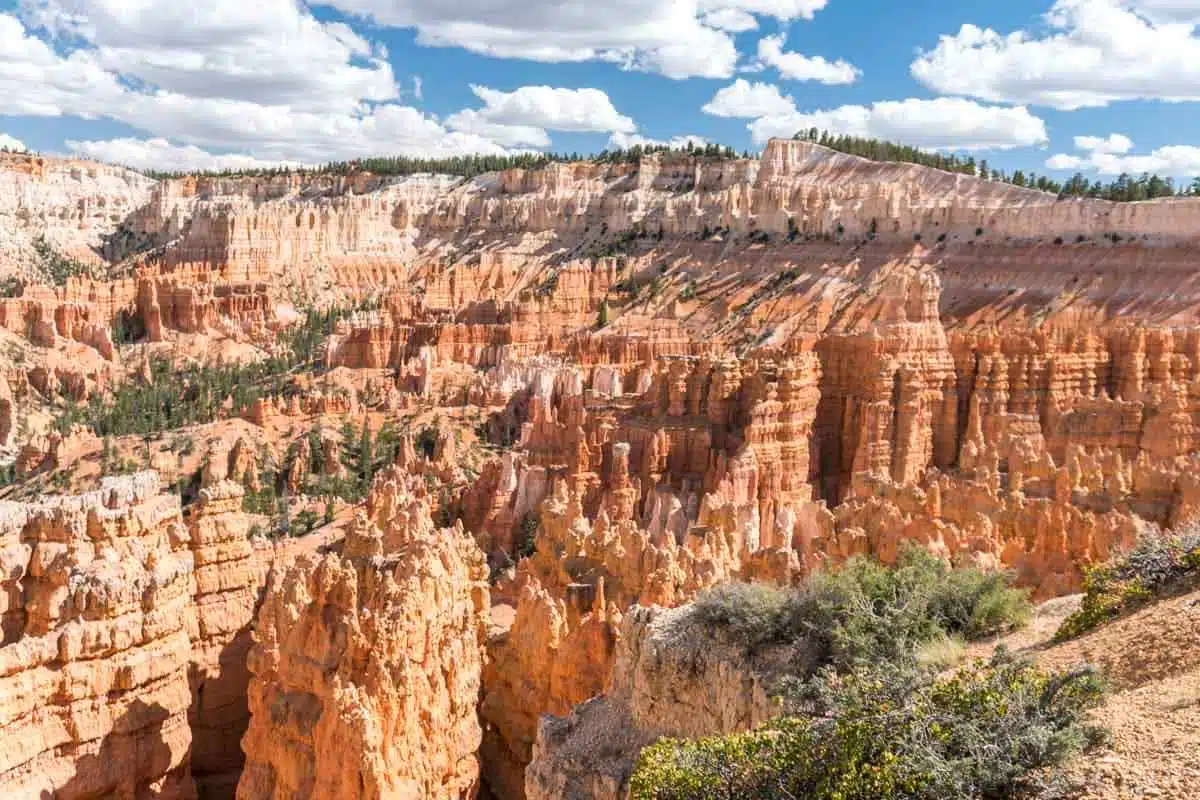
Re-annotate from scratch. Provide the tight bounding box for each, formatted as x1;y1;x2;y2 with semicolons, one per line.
137;140;1200;294
237;468;489;800
7;138;1200;800
0;473;197;799
0;472;284;800
186;481;269;797
525;604;776;800
0;152;155;278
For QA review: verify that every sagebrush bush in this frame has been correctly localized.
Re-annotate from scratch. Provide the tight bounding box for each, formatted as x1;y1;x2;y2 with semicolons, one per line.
642;550;1072;799
691;545;1031;674
1055;527;1200;640
630;651;1106;800
691;582;795;651
926;560;1032;639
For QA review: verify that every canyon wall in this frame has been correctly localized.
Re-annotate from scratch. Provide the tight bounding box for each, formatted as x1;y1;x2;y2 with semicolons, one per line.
0;473;290;800
525;604;777;800
4;139;1200;799
135;140;1200;291
110;139;1200;312
0;473;197;799
0;152;155;277
237;468;489;800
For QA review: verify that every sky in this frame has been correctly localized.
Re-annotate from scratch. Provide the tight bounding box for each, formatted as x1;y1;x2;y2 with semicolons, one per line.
4;0;1200;177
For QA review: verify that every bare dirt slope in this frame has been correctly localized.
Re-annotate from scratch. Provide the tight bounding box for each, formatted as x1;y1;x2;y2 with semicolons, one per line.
972;591;1200;799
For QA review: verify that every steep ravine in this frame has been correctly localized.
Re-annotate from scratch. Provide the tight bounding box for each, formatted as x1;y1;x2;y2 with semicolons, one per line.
2;141;1200;798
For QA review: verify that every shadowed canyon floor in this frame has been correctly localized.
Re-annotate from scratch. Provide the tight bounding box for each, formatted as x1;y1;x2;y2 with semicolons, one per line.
1;140;1200;798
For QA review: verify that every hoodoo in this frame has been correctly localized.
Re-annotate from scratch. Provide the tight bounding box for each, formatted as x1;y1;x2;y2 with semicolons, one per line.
0;137;1198;799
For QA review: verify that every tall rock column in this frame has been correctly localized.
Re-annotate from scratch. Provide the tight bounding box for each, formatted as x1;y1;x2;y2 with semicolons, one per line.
186;480;267;798
815;262;956;503
237;468;489;800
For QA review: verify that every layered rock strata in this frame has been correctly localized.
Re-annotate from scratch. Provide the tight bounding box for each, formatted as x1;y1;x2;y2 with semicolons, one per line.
186;481;267;797
0;473;197;799
525;604;776;800
237;468;489;799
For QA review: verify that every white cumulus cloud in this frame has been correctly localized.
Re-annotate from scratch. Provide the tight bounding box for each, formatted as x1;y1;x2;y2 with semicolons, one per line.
455;85;635;134
4;10;638;166
608;131;708;149
749;97;1049;151
755;33;860;84
0;0;843;168
701;8;759;31
67;137;299;172
445;85;636;149
0;133;28;152
0;12;126;117
20;0;398;114
1046;132;1200;175
912;0;1200;109
1074;133;1134;154
318;0;830;79
702;79;797;118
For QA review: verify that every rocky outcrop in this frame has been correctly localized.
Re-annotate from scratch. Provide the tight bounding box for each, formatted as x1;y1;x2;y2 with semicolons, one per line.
237;468;489;799
0;472;286;800
0;152;155;279
479;471;800;798
525;604;776;800
186;481;268;798
0;473;197;799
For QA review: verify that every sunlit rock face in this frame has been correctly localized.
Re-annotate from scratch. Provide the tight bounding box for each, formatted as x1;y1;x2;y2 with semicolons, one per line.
236;469;489;800
0;473;198;799
5;137;1200;799
525;604;777;800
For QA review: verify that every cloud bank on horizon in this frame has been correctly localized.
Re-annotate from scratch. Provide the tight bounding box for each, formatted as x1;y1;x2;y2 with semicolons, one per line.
2;0;1200;178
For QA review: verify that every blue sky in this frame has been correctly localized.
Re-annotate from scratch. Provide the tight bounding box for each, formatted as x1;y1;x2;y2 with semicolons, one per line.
4;0;1200;177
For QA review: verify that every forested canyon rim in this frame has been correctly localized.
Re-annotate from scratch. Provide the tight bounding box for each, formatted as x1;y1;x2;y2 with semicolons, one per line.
0;139;1199;799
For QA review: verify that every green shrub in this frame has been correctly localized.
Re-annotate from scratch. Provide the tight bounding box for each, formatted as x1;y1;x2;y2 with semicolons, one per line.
690;582;796;651
630;651;1105;800
1055;528;1200;640
415;426;438;459
0;276;24;298
516;511;540;560
33;236;91;284
926;561;1032;639
691;546;1030;673
54;300;373;437
307;473;365;505
242;485;278;515
294;509;319;535
534;271;560;297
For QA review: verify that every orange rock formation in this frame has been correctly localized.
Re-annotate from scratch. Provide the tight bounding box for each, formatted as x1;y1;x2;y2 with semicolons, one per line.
237;468;489;799
3;138;1200;798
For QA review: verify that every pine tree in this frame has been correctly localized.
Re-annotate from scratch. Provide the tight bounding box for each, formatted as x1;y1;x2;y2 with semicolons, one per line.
358;418;374;492
278;488;291;537
308;424;324;474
